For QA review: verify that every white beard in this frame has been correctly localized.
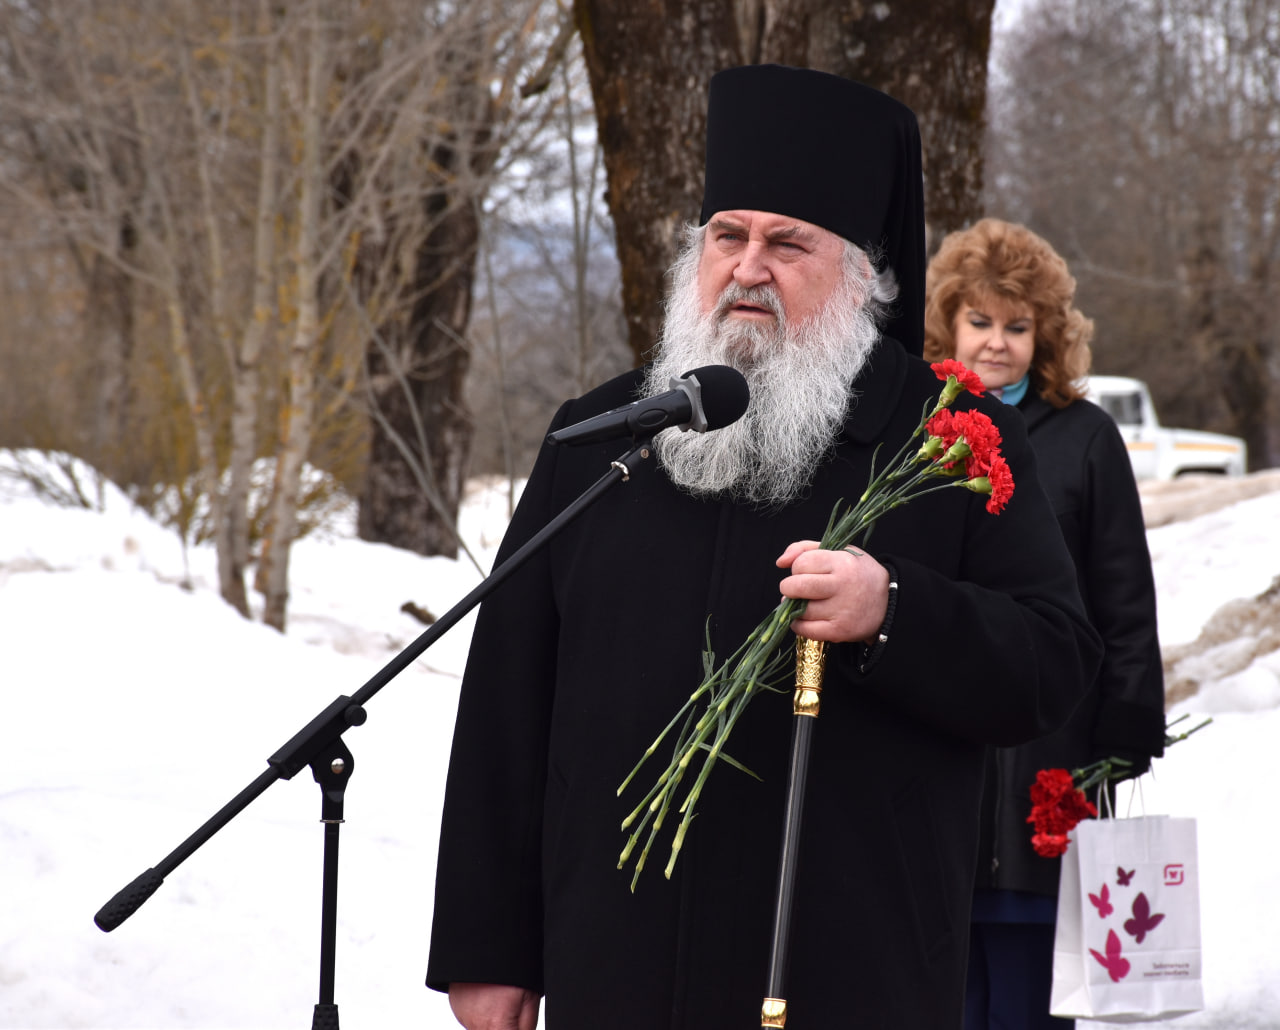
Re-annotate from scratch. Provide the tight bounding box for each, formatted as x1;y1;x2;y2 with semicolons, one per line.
643;234;883;508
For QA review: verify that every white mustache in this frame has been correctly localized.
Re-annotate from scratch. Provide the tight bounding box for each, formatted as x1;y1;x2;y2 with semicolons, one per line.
715;283;785;322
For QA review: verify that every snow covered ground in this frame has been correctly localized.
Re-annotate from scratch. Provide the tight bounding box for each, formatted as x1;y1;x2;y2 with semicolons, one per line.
2;456;1277;1028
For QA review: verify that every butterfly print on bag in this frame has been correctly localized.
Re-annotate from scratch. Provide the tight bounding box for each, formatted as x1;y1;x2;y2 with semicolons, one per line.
1088;882;1114;918
1090;928;1132;982
1124;892;1166;944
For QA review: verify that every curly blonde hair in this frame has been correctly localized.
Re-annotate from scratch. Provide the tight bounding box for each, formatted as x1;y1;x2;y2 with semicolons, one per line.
923;218;1093;408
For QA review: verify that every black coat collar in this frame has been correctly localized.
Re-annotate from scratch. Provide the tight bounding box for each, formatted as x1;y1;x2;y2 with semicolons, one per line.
842;337;910;444
1017;391;1056;433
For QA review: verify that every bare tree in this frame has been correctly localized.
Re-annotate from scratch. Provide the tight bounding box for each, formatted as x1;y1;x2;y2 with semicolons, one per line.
988;0;1280;467
341;0;555;560
1;0;288;615
0;2;149;476
466;34;628;501
570;0;996;363
255;0;329;629
0;0;559;627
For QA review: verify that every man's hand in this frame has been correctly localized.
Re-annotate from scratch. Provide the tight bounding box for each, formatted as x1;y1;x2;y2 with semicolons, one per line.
448;982;540;1030
777;540;890;643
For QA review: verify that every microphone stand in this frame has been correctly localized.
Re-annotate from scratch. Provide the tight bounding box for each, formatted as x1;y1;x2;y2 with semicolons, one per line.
94;437;657;1030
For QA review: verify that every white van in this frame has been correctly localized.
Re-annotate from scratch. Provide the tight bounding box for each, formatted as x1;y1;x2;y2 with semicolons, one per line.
1082;375;1247;480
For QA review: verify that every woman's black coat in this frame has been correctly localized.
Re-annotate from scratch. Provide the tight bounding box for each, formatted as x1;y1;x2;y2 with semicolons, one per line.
427;341;1103;1029
973;393;1167;900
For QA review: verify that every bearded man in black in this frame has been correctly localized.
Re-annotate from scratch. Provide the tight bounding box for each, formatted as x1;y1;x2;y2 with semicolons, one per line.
427;65;1101;1030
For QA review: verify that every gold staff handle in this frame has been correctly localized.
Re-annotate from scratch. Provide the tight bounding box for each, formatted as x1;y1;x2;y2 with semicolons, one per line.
792;635;826;718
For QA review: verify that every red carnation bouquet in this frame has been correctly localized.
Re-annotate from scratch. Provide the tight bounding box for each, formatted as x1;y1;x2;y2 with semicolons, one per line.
1028;768;1099;858
1029;714;1213;858
618;360;1015;887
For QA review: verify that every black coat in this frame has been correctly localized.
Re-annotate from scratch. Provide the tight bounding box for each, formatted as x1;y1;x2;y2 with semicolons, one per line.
974;393;1167;900
427;341;1102;1029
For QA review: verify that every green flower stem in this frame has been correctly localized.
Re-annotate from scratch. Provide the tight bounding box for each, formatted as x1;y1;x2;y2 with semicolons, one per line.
1165;714;1213;745
624;737;690;888
1070;716;1213;795
617;603;797;879
617;682;717;802
856;396;936;495
619;708;699;832
663;672;763;880
1073;757;1134;794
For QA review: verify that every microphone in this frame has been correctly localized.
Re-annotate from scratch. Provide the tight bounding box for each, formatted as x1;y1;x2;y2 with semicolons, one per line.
546;365;750;446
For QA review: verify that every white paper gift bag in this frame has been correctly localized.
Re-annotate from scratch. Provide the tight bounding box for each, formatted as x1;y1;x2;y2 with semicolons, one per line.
1050;815;1203;1022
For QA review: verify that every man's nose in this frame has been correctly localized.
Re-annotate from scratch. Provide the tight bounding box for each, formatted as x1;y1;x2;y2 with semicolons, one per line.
732;242;773;288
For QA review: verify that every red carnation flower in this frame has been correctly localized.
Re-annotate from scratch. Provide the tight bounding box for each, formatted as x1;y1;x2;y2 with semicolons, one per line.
1031;833;1072;859
1027;768;1097;858
925;408;956;444
931;359;986;397
1030;767;1075;805
984;456;1014;514
925;410;967;468
949;410;1002;476
928;408;1017;515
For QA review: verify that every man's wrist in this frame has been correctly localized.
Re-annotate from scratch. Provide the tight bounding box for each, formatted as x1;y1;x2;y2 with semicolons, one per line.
857;562;897;672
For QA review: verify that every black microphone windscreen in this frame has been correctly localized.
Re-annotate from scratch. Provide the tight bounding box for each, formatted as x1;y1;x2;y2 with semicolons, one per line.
684;365;750;430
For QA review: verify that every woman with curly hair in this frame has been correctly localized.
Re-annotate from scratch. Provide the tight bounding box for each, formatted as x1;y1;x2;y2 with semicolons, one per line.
925;218;1167;1030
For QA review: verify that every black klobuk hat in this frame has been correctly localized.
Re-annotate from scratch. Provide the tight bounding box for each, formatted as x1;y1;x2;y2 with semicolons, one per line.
699;65;926;356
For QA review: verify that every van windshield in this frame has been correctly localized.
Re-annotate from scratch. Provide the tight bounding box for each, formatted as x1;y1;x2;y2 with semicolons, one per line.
1094;391;1143;426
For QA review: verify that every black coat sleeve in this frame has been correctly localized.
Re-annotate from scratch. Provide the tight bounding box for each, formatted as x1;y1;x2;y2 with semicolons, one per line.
1076;415;1167;767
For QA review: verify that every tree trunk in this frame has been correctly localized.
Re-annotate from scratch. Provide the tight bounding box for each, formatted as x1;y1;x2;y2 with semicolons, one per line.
260;2;326;632
773;0;996;252
358;197;479;559
224;14;282;618
133;74;241;613
573;0;743;364
83;250;135;477
573;0;995;364
1219;335;1270;472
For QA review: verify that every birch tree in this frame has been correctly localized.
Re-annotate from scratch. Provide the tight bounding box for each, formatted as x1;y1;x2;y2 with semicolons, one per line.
255;1;327;630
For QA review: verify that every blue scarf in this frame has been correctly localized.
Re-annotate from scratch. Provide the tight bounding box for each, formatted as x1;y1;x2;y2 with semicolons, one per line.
993;375;1029;406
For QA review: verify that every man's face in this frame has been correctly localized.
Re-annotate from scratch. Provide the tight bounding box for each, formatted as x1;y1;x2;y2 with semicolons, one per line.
646;218;881;507
697;210;846;331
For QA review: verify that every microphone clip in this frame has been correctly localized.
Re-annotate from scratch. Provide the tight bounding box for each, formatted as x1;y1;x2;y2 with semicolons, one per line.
670;370;709;434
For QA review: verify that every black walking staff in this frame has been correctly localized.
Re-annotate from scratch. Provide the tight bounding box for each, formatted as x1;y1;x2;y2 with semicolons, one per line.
761;635;826;1029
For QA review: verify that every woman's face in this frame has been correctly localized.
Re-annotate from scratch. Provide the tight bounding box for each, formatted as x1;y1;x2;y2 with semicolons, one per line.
951;296;1036;391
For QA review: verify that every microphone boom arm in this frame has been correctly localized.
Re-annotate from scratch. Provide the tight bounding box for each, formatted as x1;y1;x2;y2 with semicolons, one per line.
94;436;659;995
